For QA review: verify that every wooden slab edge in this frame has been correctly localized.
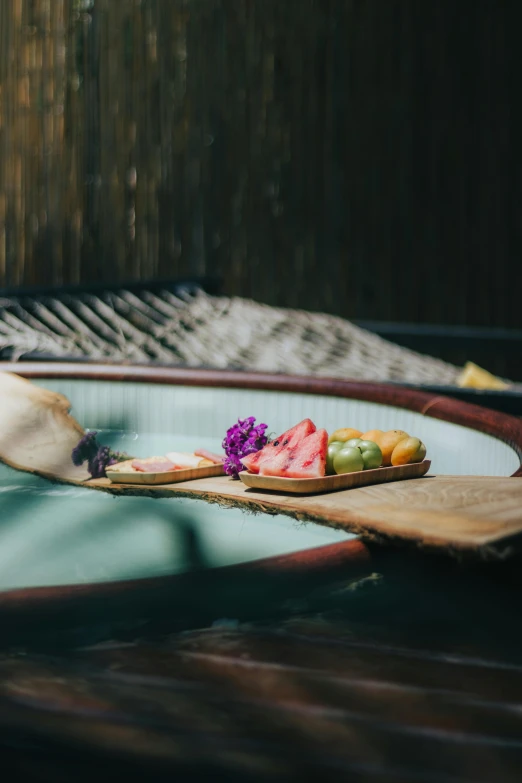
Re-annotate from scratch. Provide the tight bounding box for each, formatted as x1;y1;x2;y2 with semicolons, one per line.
77;473;522;559
1;444;521;558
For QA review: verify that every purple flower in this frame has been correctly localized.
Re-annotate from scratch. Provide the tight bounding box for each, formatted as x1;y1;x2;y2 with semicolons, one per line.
71;431;99;466
88;446;118;479
72;431;132;478
222;416;269;479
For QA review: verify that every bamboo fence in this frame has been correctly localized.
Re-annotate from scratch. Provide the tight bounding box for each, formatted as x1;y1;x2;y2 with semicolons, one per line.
0;0;520;329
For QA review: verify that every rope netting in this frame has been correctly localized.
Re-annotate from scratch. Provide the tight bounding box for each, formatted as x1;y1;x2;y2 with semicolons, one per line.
0;289;461;385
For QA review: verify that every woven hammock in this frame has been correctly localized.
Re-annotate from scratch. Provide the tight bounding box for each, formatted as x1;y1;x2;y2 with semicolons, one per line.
0;288;461;385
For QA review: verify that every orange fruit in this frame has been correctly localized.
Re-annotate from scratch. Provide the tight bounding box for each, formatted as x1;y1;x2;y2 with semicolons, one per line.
391;437;427;466
378;430;410;467
328;427;362;445
360;429;385;447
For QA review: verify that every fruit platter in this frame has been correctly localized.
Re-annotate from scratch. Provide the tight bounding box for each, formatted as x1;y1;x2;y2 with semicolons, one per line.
105;451;224;485
70;431;225;485
235;417;430;494
75;413;430;496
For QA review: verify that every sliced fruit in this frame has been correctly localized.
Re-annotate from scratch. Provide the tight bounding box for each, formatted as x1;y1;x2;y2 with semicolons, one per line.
165;451;205;469
194;448;225;464
391;437;427;466
241;418;316;474
259;428;328;479
106;459;135;473
131;457;177;473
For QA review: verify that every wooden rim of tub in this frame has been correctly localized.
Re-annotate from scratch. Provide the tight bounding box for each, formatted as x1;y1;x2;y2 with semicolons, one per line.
0;361;521;634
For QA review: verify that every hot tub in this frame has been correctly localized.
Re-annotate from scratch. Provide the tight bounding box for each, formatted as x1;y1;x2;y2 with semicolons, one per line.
0;363;520;596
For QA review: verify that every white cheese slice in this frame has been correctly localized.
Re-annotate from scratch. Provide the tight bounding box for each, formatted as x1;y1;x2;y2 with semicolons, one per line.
165;451;203;468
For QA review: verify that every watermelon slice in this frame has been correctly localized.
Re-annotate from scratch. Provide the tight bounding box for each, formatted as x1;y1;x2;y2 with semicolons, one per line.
241;418;316;474
259;429;328;479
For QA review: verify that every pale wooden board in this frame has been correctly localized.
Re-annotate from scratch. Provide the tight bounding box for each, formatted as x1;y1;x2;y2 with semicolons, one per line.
238;460;430;494
106;463;224;485
80;473;522;558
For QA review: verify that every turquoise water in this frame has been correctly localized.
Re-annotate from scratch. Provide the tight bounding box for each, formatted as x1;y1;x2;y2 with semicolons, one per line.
0;429;351;591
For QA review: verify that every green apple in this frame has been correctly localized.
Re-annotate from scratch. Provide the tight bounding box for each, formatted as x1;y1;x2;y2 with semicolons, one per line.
341;438;382;470
332;446;364;475
357;439;383;469
326;440;344;475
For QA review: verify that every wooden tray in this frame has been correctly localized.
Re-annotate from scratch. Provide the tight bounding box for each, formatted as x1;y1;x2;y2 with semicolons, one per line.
238;460;431;495
105;463;224;485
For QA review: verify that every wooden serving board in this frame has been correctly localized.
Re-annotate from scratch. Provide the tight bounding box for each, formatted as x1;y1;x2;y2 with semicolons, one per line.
106;463;224;485
82;472;522;559
238;460;430;494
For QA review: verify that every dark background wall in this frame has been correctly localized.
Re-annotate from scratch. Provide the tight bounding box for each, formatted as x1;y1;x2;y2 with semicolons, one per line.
0;0;521;329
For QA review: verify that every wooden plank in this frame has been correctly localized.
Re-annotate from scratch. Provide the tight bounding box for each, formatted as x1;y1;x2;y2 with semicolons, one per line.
106;462;224;485
4;600;522;783
238;460;431;494
84;472;522;558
